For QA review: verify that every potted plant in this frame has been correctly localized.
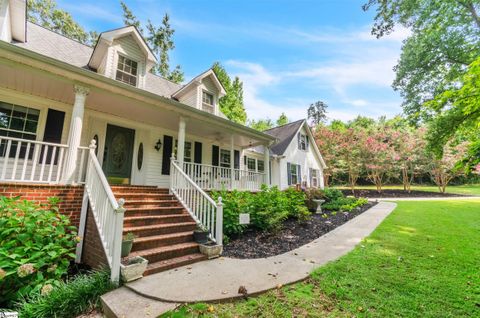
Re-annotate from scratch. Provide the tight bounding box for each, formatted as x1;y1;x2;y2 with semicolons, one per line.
121;232;136;257
193;224;209;244
120;256;148;282
199;242;223;259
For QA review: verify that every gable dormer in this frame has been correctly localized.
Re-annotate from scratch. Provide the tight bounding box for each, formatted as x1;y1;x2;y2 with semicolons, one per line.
172;69;226;115
0;0;26;43
88;26;157;89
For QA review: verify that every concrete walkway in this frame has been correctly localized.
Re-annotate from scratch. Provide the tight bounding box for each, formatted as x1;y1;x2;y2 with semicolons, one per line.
375;196;479;201
101;201;396;317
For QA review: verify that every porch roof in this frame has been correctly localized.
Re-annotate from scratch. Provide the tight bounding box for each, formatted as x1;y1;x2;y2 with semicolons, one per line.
0;40;276;147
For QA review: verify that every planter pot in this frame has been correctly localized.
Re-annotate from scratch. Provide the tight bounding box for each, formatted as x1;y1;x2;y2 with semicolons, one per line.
193;230;209;244
199;244;223;259
312;199;326;214
121;239;134;257
120;256;148;282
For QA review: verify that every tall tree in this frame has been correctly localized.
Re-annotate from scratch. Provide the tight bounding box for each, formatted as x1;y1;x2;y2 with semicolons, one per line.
249;119;274;132
120;1;184;83
276;113;289;126
212;62;247;124
27;0;96;45
363;1;480;122
307;101;328;126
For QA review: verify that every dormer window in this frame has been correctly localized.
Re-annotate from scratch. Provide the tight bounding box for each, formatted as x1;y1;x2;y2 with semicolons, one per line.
202;91;215;113
116;55;138;86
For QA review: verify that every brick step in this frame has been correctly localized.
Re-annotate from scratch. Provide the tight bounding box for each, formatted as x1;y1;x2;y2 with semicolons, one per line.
131;231;194;252
123;199;180;208
124;206;185;216
130;242;201;264
123;214;193;227
115;193;175;200
144;253;207;275
123;222;196;237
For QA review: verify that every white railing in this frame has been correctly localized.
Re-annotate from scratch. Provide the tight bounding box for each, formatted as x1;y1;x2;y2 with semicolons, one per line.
0;136;90;184
82;140;125;283
171;159;223;245
181;161;266;191
0;136;68;183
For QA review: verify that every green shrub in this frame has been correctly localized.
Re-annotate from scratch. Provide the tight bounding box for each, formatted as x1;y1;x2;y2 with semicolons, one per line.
304;188;325;211
0;197;77;306
323;188;344;202
250;186;290;232
284;188;310;221
17;270;115;318
211;189;250;240
322;197;369;212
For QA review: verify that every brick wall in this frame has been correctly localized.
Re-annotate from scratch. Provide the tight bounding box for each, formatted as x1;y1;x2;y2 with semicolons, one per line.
0;183;84;227
81;207;109;269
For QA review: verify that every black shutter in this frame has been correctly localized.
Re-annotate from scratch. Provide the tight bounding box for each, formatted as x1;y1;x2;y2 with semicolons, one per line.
306;135;310;150
309;168;313;186
244;155;247;166
194;142;202;164
212;145;219;166
234;150;240;169
298;165;302;184
287;162;291;185
42;109;65;164
162;135;173;175
297;132;301;149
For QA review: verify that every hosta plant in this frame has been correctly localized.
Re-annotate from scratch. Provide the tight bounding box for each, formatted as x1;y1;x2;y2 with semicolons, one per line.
0;196;78;306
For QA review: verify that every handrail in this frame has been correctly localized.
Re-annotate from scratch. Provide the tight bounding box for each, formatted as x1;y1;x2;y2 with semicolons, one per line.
82;140;125;283
170;158;223;245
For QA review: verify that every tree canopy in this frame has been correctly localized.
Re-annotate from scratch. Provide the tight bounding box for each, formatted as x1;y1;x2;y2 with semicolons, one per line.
307;101;328;126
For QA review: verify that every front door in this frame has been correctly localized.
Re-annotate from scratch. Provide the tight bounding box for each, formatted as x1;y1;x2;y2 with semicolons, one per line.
103;124;135;184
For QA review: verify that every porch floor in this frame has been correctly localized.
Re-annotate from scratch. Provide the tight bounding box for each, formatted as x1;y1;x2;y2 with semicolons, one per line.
101;202;396;317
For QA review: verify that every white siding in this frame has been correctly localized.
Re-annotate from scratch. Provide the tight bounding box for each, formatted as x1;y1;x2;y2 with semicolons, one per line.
178;87;198;108
0;1;11;42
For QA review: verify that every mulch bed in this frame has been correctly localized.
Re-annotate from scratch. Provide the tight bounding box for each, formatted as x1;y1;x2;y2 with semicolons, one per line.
222;201;378;259
341;189;466;198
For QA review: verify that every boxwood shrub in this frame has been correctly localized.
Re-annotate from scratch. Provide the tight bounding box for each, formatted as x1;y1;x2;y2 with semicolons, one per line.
0;197;78;307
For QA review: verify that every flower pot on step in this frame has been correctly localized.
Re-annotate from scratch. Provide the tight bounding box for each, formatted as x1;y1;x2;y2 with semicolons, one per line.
199;243;223;259
120;256;148;282
193;230;209;244
121;239;134;257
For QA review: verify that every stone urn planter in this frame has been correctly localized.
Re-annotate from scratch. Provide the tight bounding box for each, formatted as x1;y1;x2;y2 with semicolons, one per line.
199;243;223;259
120;256;148;282
312;199;326;214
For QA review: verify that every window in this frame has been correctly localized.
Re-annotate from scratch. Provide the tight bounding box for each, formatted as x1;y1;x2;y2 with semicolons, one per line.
289;163;299;185
220;149;230;168
247;158;256;171
0;102;39;158
116;55;138;86
174;140;192;162
298;133;307;151
202;91;215;113
310;169;319;187
257;160;265;172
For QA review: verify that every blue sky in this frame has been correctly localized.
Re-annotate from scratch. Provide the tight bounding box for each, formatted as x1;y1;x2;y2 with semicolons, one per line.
57;0;409;122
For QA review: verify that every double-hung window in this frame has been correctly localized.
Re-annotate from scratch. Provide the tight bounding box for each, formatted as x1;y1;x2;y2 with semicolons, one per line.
310;168;319;187
174;140;193;163
288;163;301;185
220;149;231;168
298;133;307;151
202;91;215;113
247;158;256;171
116;55;138;86
0;101;39;158
257;160;265;173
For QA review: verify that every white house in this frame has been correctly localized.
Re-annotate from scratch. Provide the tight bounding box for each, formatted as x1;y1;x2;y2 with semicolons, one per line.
0;0;326;281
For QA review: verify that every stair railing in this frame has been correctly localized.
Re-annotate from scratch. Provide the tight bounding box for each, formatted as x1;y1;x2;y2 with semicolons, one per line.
170;158;223;245
80;140;125;283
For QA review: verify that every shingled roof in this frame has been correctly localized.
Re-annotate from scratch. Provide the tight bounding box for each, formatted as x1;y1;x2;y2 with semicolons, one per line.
13;22;183;97
263;119;305;155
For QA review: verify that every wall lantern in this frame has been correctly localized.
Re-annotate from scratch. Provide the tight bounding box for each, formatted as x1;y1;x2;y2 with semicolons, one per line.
154;139;162;152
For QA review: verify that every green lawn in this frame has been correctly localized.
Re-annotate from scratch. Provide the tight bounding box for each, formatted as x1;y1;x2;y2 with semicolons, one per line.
162;200;480;317
335;184;480;196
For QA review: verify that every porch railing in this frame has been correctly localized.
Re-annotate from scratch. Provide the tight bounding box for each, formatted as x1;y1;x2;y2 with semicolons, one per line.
0;136;89;184
82;140;125;283
181;161;266;191
170;159;223;245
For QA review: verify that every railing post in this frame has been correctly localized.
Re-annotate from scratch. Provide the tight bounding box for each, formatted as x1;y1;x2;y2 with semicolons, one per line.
110;198;125;284
216;197;223;246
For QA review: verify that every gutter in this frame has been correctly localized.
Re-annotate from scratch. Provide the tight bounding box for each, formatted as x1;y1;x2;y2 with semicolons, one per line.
0;41;276;143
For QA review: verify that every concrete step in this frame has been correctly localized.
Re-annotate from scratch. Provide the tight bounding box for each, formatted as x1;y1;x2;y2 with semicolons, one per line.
130;242;200;264
123;221;196;237
123;214;193;227
131;231;194;252
144;253;207;276
124;206;185;216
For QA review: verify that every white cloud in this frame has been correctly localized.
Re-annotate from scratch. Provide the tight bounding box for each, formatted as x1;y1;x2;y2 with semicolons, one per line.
62;3;122;24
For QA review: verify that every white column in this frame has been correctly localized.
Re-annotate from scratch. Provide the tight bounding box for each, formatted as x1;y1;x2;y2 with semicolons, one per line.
62;85;89;184
177;116;186;166
230;135;234;190
264;145;270;186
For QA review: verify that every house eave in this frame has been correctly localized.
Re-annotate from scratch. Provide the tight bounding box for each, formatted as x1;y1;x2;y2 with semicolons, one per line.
0;40;275;144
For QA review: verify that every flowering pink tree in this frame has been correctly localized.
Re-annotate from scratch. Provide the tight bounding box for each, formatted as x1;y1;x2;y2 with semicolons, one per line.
337;128;365;193
315;126;342;187
429;141;468;193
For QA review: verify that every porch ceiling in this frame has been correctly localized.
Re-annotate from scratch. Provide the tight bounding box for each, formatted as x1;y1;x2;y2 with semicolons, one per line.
0;61;271;148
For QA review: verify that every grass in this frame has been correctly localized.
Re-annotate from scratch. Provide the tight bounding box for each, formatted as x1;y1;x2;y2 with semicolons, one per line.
161;200;480;317
335;184;480;196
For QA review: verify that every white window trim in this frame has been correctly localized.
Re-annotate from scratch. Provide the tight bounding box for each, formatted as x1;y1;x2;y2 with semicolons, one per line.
201;90;216;114
220;148;231;168
115;53;139;87
298;133;307;151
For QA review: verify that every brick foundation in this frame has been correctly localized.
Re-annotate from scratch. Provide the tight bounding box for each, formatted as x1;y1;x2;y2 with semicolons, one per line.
0;183;84;227
81;207;109;269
